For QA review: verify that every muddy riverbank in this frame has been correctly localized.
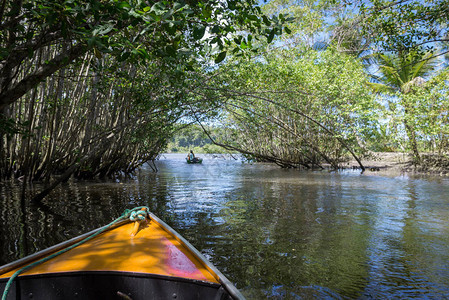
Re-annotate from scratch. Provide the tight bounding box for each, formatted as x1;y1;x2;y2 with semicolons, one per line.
347;152;449;176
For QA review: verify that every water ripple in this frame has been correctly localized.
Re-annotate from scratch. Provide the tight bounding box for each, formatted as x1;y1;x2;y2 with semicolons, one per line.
1;154;449;299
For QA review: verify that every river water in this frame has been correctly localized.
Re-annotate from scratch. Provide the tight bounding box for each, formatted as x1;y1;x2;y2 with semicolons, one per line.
1;153;449;299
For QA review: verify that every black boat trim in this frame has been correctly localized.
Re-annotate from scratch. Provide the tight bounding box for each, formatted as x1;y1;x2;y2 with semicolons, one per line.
0;270;231;300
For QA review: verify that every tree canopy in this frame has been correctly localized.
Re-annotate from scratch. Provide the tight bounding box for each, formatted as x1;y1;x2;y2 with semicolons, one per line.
357;0;449;53
196;47;378;169
0;0;287;111
1;0;449;193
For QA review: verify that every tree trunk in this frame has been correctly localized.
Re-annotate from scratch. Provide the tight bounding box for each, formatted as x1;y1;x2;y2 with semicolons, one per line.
404;118;421;164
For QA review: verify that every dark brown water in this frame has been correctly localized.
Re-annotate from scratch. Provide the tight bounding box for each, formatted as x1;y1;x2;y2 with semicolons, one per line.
1;153;449;299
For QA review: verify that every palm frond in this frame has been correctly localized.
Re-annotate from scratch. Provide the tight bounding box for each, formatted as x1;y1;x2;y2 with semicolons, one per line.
366;81;396;94
372;48;437;94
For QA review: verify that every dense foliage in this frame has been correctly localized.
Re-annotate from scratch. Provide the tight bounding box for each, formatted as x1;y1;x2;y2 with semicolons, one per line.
1;55;187;180
367;50;439;163
198;48;378;169
0;0;286;185
166;124;228;153
1;0;449;192
357;0;449;53
378;67;449;156
0;0;286;110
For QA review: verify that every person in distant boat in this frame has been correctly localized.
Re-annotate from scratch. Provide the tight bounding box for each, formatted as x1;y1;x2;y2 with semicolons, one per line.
188;150;195;162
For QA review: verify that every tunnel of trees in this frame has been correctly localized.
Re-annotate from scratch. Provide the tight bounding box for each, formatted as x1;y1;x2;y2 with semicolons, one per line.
1;0;448;199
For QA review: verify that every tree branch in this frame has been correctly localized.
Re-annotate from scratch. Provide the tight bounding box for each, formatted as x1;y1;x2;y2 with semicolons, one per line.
0;42;87;111
204;87;366;172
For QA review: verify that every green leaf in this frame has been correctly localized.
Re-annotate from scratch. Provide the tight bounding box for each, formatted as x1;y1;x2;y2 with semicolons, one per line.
203;7;212;19
118;1;131;9
173;2;186;11
193;25;206;40
92;24;114;36
267;29;275;43
151;2;166;14
247;14;258;21
138;48;150;60
211;25;220;34
215;51;227;64
262;15;271;26
94;47;102;59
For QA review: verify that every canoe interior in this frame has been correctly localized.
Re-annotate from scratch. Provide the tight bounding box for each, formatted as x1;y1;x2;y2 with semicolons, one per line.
0;212;243;299
0;219;217;282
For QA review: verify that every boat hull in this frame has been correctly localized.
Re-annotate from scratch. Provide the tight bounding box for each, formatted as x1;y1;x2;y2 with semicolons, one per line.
186;158;203;164
0;210;243;299
0;271;228;300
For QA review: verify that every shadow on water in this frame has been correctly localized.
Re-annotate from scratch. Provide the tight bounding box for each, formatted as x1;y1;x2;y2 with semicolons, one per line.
1;153;449;299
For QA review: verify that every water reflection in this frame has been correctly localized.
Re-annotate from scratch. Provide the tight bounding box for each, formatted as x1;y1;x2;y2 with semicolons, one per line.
1;153;449;299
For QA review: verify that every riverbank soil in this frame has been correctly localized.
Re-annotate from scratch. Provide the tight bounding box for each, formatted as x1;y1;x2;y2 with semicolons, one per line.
347;152;449;176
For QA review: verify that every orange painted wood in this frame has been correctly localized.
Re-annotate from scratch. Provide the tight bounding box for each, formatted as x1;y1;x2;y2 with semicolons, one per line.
0;220;218;283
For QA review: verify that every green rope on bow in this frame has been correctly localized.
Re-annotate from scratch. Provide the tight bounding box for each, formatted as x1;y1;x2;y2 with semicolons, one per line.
129;209;148;222
1;206;150;300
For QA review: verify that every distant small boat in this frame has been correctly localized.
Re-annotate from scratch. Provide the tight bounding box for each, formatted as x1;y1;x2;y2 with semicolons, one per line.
186;157;203;164
0;207;244;299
